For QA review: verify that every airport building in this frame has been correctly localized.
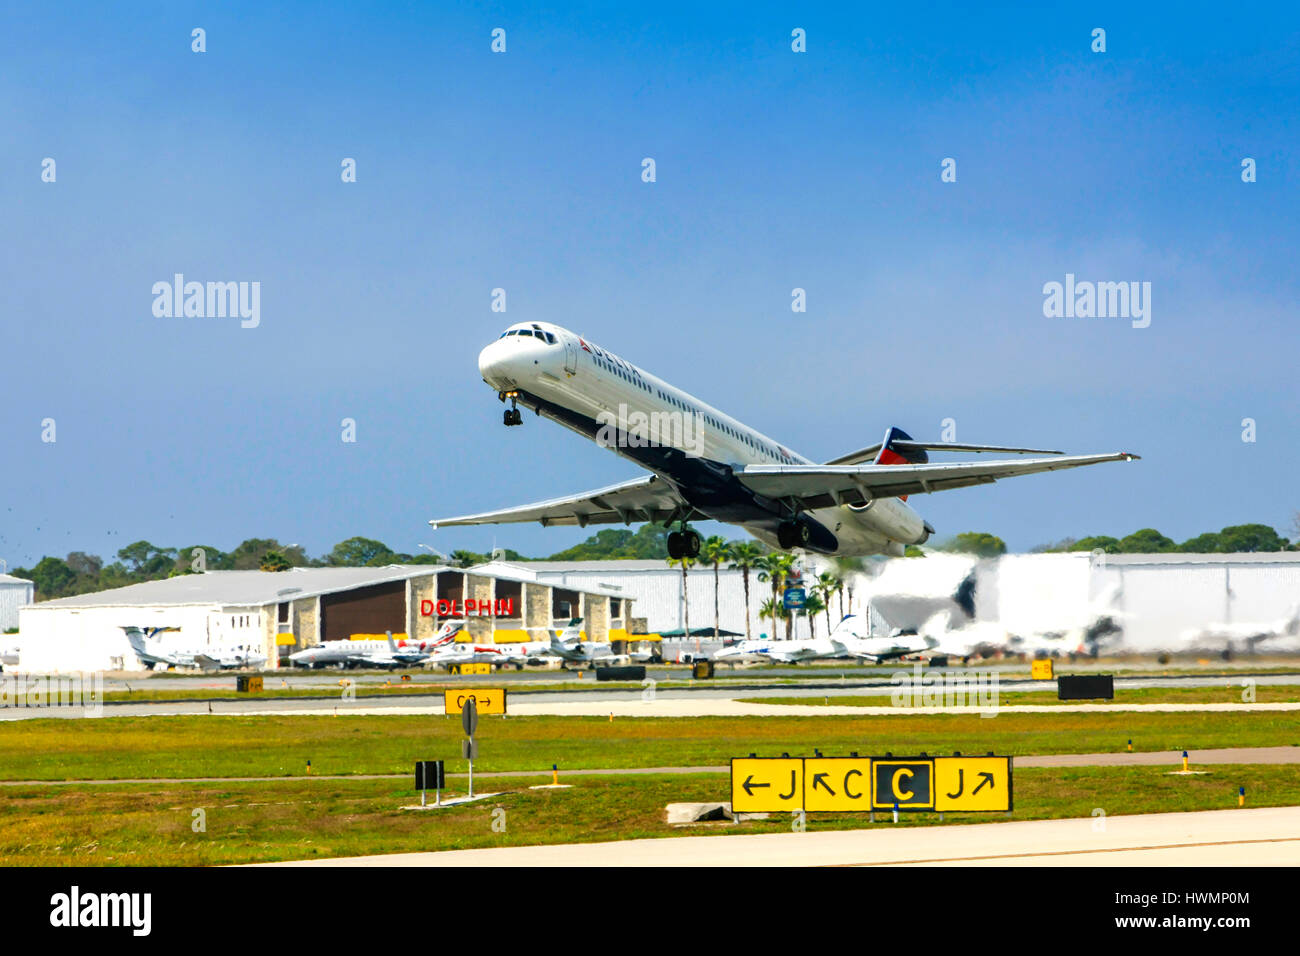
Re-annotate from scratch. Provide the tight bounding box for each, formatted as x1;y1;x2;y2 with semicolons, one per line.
854;551;1300;652
0;574;35;632
488;560;775;639
16;564;633;673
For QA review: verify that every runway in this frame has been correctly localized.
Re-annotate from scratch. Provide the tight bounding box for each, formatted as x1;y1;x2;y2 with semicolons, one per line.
259;805;1300;867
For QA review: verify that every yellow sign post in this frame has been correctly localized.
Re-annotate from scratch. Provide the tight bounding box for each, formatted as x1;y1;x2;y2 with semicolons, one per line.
1031;658;1054;680
729;755;1013;814
444;688;507;716
730;757;804;812
934;756;1013;812
803;757;874;812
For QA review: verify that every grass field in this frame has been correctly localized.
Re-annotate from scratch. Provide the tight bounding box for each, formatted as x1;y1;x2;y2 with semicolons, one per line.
0;764;1294;866
1;711;1298;781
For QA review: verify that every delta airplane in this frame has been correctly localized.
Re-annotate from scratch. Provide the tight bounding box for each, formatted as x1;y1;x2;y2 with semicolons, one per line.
431;322;1139;559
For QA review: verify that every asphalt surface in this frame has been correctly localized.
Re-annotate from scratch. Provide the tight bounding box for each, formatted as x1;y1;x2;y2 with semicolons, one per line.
258;806;1300;867
3;669;1299;720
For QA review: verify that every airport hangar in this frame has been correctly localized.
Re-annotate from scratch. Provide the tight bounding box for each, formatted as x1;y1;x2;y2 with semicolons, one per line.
0;573;35;632
16;564;637;674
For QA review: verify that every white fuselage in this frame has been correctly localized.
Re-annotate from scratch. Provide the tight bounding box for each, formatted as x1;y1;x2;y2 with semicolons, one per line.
477;322;930;556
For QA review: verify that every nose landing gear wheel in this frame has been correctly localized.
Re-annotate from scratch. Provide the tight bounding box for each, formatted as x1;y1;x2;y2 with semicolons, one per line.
503;407;522;426
666;529;702;560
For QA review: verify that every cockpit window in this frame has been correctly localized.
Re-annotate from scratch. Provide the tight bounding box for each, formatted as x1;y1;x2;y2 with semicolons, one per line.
517;329;534;337
544;332;556;344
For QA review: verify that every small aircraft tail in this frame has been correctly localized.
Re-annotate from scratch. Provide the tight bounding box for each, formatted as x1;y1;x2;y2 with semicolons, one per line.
121;627;148;655
555;617;584;643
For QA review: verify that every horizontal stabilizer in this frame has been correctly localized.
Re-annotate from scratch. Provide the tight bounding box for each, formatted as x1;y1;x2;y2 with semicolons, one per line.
827;440;1065;467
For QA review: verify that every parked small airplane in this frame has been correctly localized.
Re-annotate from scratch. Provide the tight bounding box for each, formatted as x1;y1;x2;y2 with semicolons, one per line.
1179;605;1300;655
715;614;936;664
123;626;267;671
432;322;1138;558
288;621;465;669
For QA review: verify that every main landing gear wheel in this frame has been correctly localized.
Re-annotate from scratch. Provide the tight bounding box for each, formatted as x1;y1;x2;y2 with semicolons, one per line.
777;520;811;550
666;529;702;560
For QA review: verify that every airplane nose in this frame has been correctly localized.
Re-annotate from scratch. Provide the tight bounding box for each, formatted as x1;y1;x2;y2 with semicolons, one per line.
478;339;524;388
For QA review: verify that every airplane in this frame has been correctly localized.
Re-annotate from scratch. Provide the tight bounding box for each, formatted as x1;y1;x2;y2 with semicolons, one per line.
1178;605;1300;655
123;626;267;671
0;638;19;670
915;611;1013;663
824;613;940;662
714;614;936;664
431;322;1139;559
288;621;465;669
433;618;611;669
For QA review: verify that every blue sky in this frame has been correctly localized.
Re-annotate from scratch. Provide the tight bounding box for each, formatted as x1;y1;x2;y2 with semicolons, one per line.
2;3;1298;567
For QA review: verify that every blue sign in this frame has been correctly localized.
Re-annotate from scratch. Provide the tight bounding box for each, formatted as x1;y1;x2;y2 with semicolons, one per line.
782;587;806;610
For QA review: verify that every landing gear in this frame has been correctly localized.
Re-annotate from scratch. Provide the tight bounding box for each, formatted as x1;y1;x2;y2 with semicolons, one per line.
777;520;811;550
666;528;701;560
502;392;523;426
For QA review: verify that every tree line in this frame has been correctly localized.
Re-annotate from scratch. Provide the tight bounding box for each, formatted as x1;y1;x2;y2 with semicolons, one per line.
11;519;1294;604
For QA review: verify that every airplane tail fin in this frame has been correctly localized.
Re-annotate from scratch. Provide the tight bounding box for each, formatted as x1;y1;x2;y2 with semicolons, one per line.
121;627;147;654
873;427;930;466
874;427;928;501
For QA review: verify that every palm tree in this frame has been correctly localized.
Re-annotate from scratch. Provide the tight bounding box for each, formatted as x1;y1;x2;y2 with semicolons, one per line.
667;552;698;652
831;556;865;618
728;540;765;640
815;570;841;634
700;536;733;643
757;551;798;639
758;597;788;641
804;591;827;639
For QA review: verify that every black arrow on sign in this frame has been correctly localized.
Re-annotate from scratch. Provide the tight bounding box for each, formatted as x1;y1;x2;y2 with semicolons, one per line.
743;775;770;797
812;773;835;796
973;772;995;795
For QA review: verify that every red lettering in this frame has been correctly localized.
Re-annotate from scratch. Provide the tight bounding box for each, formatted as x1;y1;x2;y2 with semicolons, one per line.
420;600;433;617
436;599;451;616
465;598;477;615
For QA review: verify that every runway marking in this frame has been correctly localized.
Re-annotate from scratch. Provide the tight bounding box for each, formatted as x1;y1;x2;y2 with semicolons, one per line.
845;835;1300;866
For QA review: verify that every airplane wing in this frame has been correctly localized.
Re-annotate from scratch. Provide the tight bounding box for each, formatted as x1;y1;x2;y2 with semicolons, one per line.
429;475;692;529
736;453;1138;507
825;441;1066;467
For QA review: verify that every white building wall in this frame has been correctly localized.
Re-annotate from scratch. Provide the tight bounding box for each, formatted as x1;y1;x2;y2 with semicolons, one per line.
17;604;224;673
0;579;35;631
